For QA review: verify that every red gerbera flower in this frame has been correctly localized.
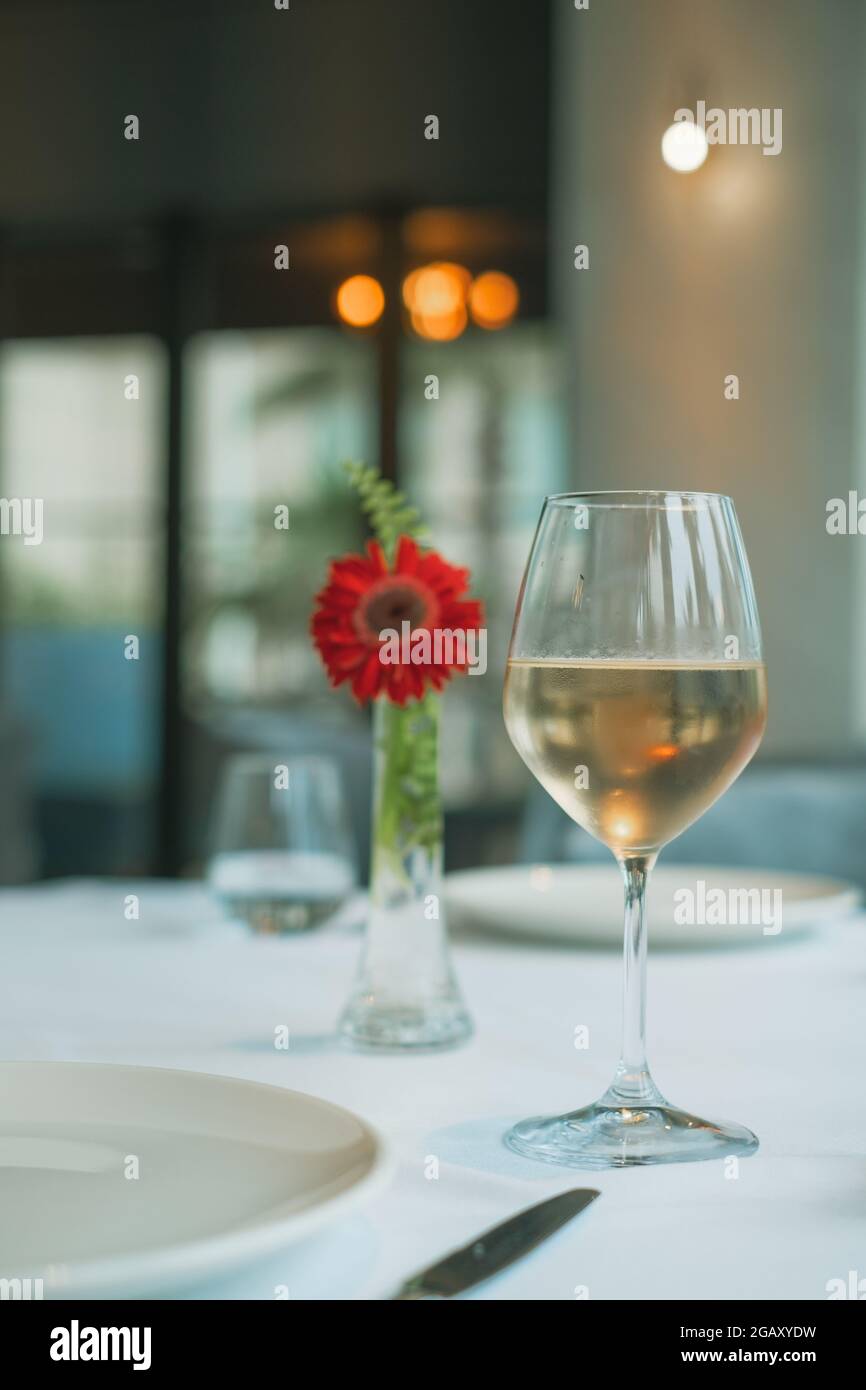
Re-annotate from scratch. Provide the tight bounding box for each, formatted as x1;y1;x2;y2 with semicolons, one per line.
311;535;485;705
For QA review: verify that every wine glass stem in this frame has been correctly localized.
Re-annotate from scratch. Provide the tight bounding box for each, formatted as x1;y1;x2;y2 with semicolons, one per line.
605;853;661;1106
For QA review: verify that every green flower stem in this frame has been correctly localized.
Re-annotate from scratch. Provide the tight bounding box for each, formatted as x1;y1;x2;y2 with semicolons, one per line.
343;460;428;560
371;693;443;889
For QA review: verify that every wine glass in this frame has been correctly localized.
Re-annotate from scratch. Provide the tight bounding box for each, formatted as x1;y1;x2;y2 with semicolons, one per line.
503;492;767;1168
208;754;358;933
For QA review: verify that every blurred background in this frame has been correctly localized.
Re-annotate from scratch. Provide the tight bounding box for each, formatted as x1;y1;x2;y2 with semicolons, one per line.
1;0;864;887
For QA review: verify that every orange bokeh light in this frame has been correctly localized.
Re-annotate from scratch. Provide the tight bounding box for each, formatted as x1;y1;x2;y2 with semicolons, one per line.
403;262;470;311
410;303;468;341
335;274;385;327
403;262;471;341
468;270;519;330
648;744;679;762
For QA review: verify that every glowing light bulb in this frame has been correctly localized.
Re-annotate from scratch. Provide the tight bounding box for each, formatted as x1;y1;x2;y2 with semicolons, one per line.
468;271;519;330
335;275;385;327
661;119;708;173
403;262;470;339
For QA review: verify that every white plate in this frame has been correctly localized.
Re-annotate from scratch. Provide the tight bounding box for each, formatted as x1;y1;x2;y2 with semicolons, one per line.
445;863;861;949
0;1062;391;1297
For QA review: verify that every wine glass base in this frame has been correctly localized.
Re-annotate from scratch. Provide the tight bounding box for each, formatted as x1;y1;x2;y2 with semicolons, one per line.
505;1099;758;1170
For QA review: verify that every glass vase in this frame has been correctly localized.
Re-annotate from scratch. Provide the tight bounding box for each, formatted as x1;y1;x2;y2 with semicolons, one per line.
338;692;473;1050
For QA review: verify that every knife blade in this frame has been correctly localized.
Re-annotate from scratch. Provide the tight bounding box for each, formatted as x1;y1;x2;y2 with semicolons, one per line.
392;1187;600;1299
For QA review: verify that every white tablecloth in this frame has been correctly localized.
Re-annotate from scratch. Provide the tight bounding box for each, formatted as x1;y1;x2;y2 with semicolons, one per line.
1;879;864;1301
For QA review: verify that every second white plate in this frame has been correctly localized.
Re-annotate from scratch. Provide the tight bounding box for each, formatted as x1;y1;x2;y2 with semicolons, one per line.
445;863;861;948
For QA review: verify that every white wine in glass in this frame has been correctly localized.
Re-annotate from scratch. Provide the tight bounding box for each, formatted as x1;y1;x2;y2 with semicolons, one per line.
503;493;767;1168
505;659;766;856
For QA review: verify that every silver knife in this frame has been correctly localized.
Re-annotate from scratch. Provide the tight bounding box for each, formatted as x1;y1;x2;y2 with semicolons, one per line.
392;1187;600;1300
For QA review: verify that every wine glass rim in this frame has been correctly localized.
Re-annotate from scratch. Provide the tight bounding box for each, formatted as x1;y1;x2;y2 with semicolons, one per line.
545;490;733;506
